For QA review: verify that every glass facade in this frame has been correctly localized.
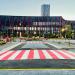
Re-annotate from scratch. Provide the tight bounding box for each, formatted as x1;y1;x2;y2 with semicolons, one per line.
41;4;50;16
0;15;67;36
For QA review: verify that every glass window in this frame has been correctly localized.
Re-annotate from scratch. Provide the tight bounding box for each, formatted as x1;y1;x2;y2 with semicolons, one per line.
45;27;47;30
42;22;45;25
39;22;42;26
24;27;26;30
38;27;40;30
32;27;34;30
35;27;36;30
30;27;31;30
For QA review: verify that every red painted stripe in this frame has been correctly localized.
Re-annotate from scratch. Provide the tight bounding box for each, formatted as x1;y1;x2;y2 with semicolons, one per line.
0;50;9;56
54;50;70;59
46;50;59;59
62;50;75;57
15;50;26;60
28;50;34;59
1;51;16;60
38;50;46;59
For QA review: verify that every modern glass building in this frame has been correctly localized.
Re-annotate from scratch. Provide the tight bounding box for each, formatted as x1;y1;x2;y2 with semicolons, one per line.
0;15;66;37
0;4;75;38
41;4;50;16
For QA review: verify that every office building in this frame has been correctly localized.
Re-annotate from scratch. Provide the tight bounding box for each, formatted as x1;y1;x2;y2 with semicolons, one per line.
41;4;50;16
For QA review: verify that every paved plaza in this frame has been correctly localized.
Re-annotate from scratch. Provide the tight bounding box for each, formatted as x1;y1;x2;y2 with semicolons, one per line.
0;50;75;60
0;39;75;68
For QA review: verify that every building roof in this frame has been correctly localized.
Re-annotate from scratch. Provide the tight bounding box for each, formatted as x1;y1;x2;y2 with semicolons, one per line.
0;15;65;22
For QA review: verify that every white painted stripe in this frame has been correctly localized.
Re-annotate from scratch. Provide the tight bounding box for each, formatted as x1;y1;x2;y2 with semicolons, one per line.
0;51;13;60
1;42;22;52
42;50;52;59
1;50;75;60
50;50;65;59
66;50;75;55
21;50;30;59
34;50;40;59
30;41;31;43
31;41;32;43
59;50;75;59
0;50;8;55
0;50;9;53
8;50;22;60
47;42;61;49
63;50;75;55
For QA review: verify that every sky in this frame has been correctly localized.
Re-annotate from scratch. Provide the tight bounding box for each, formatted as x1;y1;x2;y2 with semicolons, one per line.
0;0;75;20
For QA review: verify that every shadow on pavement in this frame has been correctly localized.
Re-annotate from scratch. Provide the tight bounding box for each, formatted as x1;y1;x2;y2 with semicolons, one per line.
0;59;75;69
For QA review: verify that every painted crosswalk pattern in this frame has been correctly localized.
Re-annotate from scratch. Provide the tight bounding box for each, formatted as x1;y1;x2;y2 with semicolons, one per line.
27;41;44;44
0;50;75;60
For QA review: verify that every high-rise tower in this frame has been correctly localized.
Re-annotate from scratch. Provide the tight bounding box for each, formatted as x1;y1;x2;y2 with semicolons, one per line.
41;4;50;16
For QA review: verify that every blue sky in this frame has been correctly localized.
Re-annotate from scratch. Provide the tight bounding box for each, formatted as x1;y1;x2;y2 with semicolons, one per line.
0;0;75;20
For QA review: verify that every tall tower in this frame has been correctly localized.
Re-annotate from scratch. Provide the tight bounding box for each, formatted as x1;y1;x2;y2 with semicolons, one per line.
41;4;50;16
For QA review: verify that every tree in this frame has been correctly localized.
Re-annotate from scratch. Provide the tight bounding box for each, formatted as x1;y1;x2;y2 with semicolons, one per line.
61;24;72;39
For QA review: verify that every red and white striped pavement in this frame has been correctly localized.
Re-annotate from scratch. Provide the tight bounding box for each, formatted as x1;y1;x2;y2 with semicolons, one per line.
0;50;75;60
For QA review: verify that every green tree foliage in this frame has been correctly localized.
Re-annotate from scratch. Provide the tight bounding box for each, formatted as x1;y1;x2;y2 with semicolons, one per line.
61;25;73;39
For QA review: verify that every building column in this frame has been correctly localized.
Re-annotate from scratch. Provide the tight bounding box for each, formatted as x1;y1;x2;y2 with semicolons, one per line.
20;31;22;37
